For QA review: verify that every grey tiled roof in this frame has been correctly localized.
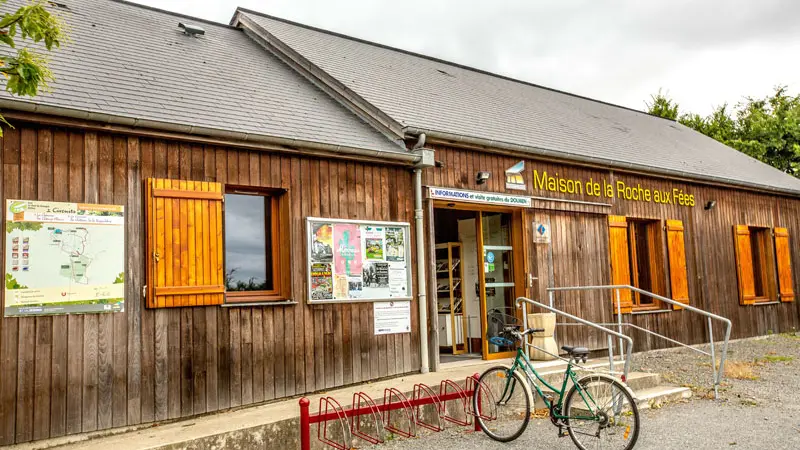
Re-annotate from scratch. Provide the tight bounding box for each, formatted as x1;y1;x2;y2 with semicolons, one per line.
240;10;800;194
0;0;406;156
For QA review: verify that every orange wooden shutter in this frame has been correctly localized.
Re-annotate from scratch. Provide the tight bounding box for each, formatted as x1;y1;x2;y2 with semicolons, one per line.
733;225;756;305
774;227;795;302
608;215;633;313
666;220;690;309
146;179;225;308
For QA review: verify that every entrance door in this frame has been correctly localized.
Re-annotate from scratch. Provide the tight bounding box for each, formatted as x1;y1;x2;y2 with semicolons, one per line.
478;211;519;359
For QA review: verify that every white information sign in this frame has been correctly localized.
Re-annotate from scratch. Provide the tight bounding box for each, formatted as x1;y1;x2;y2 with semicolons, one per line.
373;301;411;335
533;221;551;244
4;200;125;317
307;217;412;303
429;187;532;207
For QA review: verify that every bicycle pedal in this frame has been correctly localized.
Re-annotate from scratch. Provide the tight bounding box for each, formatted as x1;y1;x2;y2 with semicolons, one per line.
557;425;568;438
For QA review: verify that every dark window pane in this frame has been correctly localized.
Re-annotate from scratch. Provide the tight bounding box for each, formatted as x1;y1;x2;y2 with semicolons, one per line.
633;222;654;301
750;229;765;297
224;193;272;291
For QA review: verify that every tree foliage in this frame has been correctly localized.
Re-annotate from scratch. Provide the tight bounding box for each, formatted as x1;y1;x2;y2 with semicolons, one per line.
0;0;66;131
645;89;679;120
647;87;800;178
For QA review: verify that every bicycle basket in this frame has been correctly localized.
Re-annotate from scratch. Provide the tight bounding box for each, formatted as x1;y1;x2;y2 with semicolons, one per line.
486;308;520;347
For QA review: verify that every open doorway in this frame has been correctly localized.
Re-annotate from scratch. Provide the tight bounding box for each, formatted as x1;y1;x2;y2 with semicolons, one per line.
434;208;482;363
433;207;521;364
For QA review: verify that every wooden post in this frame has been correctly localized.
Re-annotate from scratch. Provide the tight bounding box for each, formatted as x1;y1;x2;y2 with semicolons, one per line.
299;397;310;450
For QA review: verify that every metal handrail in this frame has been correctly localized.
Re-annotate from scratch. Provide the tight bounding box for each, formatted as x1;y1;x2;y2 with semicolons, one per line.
546;285;733;399
515;297;633;381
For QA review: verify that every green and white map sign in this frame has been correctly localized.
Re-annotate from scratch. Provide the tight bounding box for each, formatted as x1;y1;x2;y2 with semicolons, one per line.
4;200;125;317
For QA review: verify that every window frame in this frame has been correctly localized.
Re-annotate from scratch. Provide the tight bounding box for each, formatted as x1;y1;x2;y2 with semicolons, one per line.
746;226;777;304
223;185;289;304
626;218;667;311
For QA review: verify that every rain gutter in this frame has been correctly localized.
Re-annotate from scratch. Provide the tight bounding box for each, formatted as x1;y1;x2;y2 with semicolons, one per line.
0;99;420;164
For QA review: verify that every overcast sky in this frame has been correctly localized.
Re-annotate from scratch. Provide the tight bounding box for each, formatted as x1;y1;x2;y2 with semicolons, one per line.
133;0;800;116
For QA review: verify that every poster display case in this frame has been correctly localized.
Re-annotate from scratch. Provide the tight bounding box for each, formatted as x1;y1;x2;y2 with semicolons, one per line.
306;217;412;303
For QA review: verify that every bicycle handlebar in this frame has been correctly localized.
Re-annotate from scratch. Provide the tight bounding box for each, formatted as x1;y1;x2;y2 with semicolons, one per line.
501;326;546;340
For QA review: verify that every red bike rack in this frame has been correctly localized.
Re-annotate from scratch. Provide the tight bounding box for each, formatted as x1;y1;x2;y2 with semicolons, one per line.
316;396;351;450
350;392;385;445
439;379;471;426
382;387;417;438
299;374;486;450
465;374;497;422
412;383;444;432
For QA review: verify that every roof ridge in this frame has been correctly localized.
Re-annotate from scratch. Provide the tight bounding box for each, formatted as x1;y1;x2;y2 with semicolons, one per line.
235;7;676;123
110;0;239;30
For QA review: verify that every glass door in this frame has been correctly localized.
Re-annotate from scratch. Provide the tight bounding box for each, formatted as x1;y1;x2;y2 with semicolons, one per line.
478;211;517;359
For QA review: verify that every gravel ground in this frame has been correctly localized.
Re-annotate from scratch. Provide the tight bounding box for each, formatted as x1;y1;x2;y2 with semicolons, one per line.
363;333;800;450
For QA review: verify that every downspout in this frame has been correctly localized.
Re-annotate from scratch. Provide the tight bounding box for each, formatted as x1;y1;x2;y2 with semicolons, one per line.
412;133;430;373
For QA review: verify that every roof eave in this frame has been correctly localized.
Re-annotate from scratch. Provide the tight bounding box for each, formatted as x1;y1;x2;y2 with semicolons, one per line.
0;99;419;164
406;127;800;198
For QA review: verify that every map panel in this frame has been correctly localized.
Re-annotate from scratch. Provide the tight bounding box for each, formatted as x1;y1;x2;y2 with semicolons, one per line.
4;200;125;317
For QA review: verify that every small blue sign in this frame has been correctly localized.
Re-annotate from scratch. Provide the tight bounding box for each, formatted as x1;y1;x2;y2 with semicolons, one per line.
486;251;495;263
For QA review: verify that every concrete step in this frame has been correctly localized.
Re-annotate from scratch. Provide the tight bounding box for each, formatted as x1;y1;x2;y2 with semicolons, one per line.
532;371;684;410
534;370;660;395
635;385;693;410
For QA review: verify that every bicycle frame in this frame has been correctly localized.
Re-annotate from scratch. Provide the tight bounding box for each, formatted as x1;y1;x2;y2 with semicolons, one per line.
498;347;600;422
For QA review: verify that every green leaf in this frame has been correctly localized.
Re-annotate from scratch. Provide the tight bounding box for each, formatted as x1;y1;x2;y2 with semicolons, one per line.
0;33;14;48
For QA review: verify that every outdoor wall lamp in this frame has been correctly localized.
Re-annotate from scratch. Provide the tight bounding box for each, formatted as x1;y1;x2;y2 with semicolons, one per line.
476;171;491;184
704;200;717;210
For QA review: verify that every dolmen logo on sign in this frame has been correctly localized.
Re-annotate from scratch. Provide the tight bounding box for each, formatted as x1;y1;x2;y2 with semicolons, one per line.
429;187;532;207
505;161;526;190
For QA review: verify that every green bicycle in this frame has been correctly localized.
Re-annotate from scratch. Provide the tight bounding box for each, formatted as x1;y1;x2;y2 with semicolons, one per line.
474;326;640;449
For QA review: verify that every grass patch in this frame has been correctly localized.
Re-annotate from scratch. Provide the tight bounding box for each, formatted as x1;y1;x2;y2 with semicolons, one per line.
759;355;794;363
721;360;759;380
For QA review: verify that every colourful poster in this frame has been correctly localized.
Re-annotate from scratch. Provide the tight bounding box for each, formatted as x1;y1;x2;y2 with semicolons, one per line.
363;226;384;260
311;223;333;262
334;223;362;276
310;263;333;300
385;227;405;262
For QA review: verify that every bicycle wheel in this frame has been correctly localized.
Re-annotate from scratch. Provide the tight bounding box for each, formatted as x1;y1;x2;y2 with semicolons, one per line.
473;366;531;442
563;374;640;450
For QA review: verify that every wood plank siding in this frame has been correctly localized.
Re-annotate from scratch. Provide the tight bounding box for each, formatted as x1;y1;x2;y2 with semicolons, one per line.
425;144;800;354
0;123;419;445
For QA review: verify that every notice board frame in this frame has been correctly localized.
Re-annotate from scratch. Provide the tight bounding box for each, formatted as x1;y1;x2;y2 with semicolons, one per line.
306;217;413;304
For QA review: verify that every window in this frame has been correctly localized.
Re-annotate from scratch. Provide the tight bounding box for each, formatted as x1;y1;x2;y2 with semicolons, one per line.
224;187;289;303
224;193;273;292
733;225;794;305
608;216;689;313
627;219;666;309
145;179;291;308
749;228;768;298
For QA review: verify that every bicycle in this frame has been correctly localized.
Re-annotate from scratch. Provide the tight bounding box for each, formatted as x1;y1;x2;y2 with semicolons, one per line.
473;326;640;450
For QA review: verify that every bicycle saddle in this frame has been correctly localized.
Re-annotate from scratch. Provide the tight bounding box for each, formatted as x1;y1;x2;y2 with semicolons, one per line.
561;345;589;358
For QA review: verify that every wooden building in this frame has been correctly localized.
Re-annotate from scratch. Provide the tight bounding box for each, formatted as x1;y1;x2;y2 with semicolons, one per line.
0;0;798;446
